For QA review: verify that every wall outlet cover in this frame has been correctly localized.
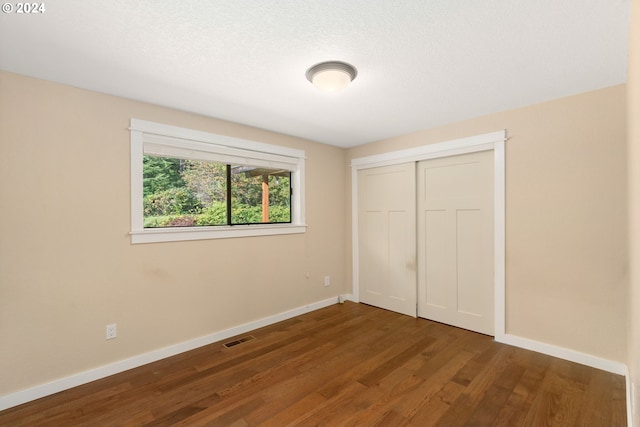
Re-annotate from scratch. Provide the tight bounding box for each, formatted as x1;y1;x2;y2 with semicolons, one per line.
106;324;117;340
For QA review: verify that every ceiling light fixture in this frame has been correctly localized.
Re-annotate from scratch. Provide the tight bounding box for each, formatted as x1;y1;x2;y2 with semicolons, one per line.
306;61;358;92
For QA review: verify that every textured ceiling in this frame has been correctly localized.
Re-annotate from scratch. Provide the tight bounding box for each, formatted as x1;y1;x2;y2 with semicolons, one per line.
0;1;630;147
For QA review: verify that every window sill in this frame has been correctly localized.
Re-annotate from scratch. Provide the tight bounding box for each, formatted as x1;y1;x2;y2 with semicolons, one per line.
130;223;307;244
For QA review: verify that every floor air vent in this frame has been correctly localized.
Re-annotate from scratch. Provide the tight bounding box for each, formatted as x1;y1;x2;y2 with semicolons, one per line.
223;335;255;348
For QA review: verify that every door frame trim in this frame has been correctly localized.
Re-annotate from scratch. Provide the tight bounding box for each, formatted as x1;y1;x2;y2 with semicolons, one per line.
350;130;506;339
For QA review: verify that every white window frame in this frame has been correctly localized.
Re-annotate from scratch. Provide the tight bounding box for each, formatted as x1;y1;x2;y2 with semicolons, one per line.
130;119;306;244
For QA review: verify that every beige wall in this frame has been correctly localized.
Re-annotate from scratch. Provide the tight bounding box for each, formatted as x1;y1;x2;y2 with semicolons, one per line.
0;71;347;396
628;0;640;424
347;85;628;363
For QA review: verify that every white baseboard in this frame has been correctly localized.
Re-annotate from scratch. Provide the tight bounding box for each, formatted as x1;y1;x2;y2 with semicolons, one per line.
496;333;628;375
0;296;340;411
340;293;356;303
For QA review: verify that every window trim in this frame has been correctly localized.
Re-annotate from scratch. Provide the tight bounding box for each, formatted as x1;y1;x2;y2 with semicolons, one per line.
130;119;306;244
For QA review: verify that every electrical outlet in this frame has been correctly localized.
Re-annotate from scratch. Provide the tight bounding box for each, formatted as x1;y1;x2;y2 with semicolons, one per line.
106;323;117;340
324;275;331;287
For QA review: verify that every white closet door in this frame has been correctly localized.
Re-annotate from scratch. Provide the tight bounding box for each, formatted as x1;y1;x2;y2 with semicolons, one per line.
358;163;416;317
417;151;494;334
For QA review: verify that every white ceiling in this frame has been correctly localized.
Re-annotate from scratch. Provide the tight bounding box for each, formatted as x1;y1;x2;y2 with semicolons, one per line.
0;1;630;148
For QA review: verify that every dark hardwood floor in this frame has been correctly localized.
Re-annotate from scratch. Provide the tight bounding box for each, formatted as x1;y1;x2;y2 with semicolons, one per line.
0;302;627;426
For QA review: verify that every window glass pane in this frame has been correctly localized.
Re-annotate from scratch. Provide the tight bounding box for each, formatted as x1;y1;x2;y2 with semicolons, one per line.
230;166;291;225
143;156;292;228
143;155;227;227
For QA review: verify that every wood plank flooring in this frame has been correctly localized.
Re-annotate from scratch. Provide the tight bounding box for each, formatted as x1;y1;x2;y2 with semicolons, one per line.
0;302;627;426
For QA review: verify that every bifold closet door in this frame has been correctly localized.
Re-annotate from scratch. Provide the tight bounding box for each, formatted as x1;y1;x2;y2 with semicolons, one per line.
358;163;416;317
417;150;494;335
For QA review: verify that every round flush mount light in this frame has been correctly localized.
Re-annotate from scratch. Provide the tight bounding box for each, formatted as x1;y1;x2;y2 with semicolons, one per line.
306;61;358;92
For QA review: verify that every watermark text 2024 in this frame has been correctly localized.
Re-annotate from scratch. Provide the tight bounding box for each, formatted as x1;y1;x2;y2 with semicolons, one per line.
2;3;46;14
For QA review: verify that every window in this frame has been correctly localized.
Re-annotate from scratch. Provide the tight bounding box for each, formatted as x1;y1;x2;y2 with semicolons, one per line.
130;119;305;243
